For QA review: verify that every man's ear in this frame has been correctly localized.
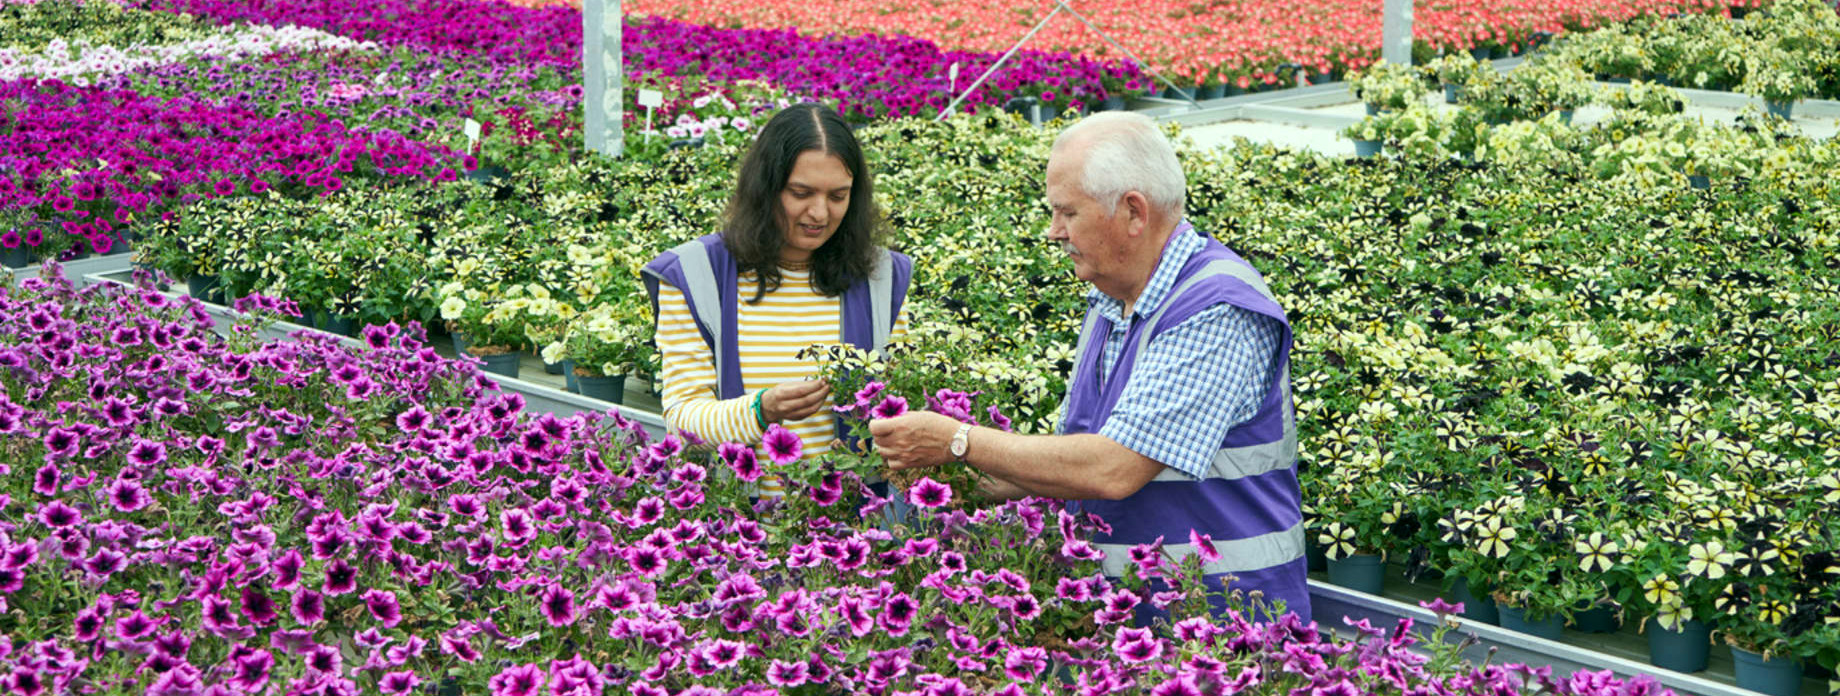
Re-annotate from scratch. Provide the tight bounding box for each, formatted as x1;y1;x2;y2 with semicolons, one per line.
1120;191;1151;237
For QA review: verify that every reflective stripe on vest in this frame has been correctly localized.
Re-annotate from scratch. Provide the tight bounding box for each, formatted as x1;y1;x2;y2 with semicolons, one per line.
669;239;725;389
1095;519;1305;577
867;249;894;350
1096;257;1302;574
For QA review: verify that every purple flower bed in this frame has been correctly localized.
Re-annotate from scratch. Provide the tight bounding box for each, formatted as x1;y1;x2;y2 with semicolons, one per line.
129;0;1141;118
0;79;467;259
0;267;1680;696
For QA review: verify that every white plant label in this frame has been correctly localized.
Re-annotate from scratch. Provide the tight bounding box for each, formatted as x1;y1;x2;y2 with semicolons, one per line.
637;89;664;108
463;118;481;146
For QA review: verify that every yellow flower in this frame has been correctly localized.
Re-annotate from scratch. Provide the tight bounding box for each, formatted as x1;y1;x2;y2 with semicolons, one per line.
439;296;467;320
1318;522;1357;560
1655;602;1693;631
1575;532;1618;573
1686;541;1736;580
1757;599;1791;625
1474;518;1516;559
1642;574;1680;606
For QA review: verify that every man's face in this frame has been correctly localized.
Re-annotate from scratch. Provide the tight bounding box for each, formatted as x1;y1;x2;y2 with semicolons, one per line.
1044;150;1125;289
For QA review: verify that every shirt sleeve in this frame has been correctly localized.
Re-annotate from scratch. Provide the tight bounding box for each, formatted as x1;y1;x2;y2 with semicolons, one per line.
655;281;763;444
1097;303;1283;480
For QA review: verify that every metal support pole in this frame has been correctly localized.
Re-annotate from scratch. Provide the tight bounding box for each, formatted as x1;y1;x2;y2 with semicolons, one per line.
933;4;1066;121
1382;0;1414;65
934;0;1202;121
584;0;624;157
1054;0;1199;107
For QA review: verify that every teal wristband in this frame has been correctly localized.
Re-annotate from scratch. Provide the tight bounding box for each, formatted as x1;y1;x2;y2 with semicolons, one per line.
752;389;769;430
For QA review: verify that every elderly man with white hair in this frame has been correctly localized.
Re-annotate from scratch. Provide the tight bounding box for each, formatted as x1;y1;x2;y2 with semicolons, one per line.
871;111;1309;625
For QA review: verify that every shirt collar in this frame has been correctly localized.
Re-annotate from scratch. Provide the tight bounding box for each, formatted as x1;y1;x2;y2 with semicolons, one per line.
1089;220;1202;324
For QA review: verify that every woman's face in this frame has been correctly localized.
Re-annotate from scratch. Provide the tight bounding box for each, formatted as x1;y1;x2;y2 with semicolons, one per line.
776;150;853;264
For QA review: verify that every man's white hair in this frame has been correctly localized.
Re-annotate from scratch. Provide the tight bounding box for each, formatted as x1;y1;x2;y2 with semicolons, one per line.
1050;111;1185;219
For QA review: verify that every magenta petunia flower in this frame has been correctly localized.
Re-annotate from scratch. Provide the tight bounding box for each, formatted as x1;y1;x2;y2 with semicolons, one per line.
879;592;917;636
1189;528;1222;564
363;589;402;627
766;659;809;687
870;396;908;420
853;381;886;407
396;406;431;433
33;464;59;496
115;610;157;641
291;589;326;625
323;559;358;595
125;439;167;467
539;584;576;627
38;501;82;527
379;671;420;696
627;548;666;578
488;663;545;696
230;650;275;692
83;548;126;577
73;609;105;641
719;442;762;482
1419;597;1465;616
271;550;304;590
907;477;952;509
242;587;279;626
1112;626;1164;663
1149;676;1207;696
1003;646;1049;682
762;424;802;465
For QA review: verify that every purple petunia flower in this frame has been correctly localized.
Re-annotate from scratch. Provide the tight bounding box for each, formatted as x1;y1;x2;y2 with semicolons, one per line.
761;424;803;465
487;663;545;696
115;610;157;641
323;559;358;595
718;442;762;482
243;587;279;626
880;592;918;637
539;584;576;627
33;463;59;496
1112;627;1164;663
871;396;908;420
363;588;402;627
907;477;952;509
379;671;420;696
291;589;326;625
1419;597;1465;616
231;650;275;692
1189;528;1222;564
38;501;82;527
766;659;809;687
105;478;150;512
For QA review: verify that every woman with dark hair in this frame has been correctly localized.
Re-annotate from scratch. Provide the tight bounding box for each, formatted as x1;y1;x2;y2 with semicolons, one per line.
643;103;912;495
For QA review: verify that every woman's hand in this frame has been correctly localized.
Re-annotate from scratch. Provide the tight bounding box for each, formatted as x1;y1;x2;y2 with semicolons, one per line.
761;380;830;423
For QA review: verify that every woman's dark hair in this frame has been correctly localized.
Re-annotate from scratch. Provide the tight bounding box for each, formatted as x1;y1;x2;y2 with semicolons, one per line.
722;103;883;303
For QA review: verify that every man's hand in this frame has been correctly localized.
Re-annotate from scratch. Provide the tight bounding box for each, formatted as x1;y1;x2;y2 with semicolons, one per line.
761;380;829;423
868;411;963;470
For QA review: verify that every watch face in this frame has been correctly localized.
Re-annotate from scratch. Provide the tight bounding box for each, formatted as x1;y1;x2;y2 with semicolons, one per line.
951;439;967;457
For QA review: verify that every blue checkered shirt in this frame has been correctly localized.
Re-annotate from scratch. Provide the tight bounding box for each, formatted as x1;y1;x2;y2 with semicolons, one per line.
1081;224;1283;480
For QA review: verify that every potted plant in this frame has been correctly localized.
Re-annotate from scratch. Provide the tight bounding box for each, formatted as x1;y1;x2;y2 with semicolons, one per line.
1738;47;1817;119
1348;61;1429;114
437;280;525;378
562;299;653;405
1340;113;1393;158
1426;52;1484;103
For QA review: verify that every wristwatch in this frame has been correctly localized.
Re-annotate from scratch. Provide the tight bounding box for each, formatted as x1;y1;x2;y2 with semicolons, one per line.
950;423;974;461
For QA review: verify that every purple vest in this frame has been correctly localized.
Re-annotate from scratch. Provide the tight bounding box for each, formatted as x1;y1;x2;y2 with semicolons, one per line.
641;233;912;402
1062;226;1310;624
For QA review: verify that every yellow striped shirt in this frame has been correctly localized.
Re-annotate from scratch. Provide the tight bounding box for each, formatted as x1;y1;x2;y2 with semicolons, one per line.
655;266;907;490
